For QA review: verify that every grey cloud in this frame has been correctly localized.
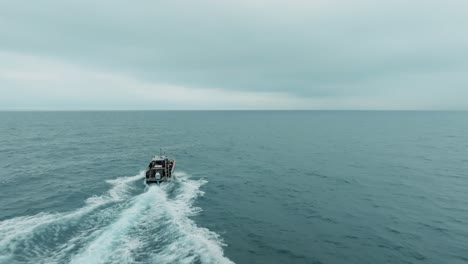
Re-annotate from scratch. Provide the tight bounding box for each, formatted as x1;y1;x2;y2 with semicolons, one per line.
1;0;468;109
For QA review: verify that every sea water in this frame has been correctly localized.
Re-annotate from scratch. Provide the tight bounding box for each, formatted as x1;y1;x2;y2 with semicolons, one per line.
0;111;467;264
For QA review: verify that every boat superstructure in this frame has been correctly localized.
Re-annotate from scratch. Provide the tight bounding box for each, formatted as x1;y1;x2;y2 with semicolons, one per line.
145;154;175;184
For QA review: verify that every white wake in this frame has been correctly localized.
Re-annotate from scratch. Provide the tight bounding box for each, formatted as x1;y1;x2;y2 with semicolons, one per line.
0;171;234;264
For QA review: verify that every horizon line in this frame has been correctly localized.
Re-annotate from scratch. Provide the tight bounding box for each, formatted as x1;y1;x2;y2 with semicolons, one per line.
0;109;467;112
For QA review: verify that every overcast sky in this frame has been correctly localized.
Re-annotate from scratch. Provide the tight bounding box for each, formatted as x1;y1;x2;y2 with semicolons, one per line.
1;0;467;110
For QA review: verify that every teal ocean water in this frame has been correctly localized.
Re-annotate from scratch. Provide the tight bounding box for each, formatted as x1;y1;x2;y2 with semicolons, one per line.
0;111;467;264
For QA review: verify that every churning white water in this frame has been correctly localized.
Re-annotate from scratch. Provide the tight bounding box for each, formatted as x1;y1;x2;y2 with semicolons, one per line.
0;171;233;264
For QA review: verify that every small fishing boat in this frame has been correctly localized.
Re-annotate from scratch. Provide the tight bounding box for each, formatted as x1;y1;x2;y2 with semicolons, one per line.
145;153;175;184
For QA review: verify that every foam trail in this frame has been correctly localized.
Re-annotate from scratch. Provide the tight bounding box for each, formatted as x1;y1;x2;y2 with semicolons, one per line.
0;171;234;264
70;187;163;264
0;171;145;262
152;172;234;264
70;172;234;264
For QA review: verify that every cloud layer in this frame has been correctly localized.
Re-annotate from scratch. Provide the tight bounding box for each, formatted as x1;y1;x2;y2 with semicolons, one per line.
1;0;467;110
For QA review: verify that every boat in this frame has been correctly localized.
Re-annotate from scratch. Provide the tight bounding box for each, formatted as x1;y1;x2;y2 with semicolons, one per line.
145;153;175;184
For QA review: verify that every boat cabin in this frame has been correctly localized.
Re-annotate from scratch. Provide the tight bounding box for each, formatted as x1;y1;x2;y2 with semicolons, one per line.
145;155;175;184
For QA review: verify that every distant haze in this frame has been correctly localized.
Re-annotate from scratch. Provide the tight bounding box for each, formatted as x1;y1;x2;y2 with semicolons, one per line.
1;0;467;110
